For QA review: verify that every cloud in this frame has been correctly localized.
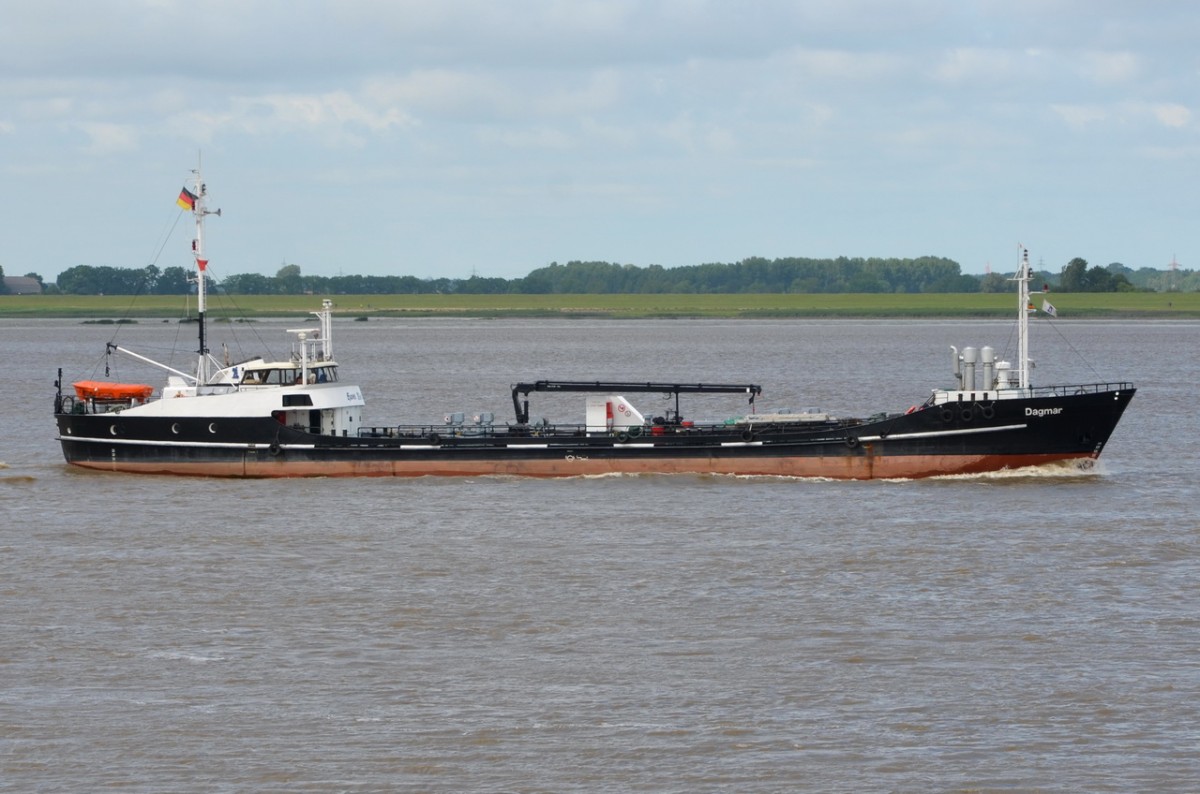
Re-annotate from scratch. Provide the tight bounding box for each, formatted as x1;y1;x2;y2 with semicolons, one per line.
363;70;512;122
76;121;139;154
12;93;75;123
1152;103;1190;128
1074;50;1140;83
933;47;1028;84
1052;101;1192;131
362;67;624;124
164;89;415;147
248;91;412;134
784;48;908;83
1051;104;1108;128
476;125;575;151
653;116;738;156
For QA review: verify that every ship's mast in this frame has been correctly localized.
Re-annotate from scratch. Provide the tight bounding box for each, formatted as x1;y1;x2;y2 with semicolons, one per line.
1016;246;1031;389
187;160;220;384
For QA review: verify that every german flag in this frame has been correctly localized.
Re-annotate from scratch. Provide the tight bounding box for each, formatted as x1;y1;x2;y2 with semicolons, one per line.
176;187;198;210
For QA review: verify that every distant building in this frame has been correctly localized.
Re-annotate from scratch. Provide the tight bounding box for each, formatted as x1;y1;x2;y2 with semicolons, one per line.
4;277;43;294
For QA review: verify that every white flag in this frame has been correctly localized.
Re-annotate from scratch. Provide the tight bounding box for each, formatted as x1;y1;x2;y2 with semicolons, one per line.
1042;299;1057;317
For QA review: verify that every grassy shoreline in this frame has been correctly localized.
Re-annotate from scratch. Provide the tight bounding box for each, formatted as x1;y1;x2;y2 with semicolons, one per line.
2;292;1197;319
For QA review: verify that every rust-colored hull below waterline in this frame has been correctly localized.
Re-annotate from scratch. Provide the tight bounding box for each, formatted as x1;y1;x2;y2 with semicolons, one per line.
65;451;1096;480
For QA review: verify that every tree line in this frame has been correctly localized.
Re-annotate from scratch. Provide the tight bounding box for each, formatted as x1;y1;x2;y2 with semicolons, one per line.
7;256;1195;296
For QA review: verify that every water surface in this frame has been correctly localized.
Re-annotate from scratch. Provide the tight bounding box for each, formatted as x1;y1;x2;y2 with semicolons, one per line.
2;317;1196;791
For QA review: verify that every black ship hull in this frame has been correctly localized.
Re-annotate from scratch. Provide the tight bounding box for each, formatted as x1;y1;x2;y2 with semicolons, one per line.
56;384;1134;480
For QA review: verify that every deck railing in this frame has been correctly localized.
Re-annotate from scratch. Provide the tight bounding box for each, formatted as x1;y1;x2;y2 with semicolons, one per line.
1026;381;1135;398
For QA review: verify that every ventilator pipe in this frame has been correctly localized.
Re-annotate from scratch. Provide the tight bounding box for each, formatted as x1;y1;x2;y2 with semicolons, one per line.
962;346;978;392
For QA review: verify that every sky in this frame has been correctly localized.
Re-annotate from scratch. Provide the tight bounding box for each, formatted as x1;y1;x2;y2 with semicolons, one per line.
1;0;1196;285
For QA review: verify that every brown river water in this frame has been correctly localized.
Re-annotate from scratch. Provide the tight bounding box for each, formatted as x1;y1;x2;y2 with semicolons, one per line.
1;316;1197;791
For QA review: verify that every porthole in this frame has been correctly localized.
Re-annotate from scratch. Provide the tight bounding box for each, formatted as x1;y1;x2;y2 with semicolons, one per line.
171;423;181;435
208;423;218;434
109;424;118;436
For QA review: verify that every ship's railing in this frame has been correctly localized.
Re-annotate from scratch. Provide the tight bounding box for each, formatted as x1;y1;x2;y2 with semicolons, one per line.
58;395;137;415
358;424;490;440
356;421;745;441
356;422;587;440
1026;381;1135;398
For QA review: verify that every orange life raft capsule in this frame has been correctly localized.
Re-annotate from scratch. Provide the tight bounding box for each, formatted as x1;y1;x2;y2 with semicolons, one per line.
73;381;154;402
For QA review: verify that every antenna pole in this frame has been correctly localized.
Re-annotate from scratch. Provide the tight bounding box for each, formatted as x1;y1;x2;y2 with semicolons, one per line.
188;157;220;384
1016;247;1031;389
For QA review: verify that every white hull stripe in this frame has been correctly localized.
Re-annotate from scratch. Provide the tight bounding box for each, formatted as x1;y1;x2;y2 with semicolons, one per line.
858;423;1026;443
59;435;316;450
